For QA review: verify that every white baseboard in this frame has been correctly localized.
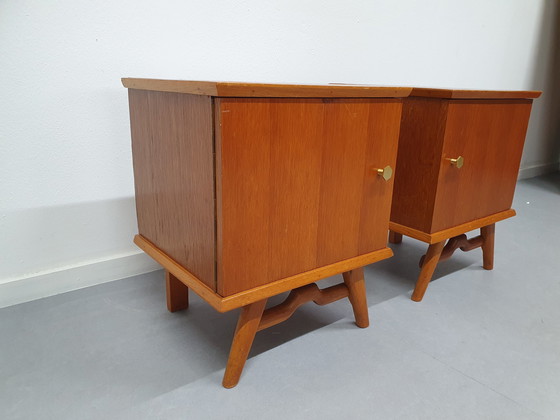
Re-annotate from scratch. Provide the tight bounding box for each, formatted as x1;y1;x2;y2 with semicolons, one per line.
0;252;160;309
518;162;560;180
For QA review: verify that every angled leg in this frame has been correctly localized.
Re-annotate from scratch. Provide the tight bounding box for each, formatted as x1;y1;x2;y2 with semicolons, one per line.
165;271;189;312
388;230;403;244
480;223;495;270
342;268;369;328
222;299;267;389
411;241;445;302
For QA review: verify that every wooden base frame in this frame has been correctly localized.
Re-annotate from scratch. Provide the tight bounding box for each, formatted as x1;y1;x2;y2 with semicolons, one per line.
137;236;391;388
388;209;513;302
135;234;391;313
166;267;370;388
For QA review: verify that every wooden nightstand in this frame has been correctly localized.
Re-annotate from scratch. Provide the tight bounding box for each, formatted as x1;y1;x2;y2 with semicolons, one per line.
123;79;410;387
389;88;541;302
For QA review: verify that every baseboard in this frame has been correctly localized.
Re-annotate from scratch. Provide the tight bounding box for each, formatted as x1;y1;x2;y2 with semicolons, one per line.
0;252;160;309
518;162;560;180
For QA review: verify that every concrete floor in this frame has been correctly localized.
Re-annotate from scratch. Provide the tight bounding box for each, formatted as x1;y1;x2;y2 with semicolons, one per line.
1;172;559;420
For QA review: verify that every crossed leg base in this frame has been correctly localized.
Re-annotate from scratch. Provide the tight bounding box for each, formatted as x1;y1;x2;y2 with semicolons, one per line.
165;267;370;388
389;223;496;302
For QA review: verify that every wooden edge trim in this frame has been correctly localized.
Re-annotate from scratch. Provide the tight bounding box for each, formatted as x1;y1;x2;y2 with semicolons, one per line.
215;83;411;98
121;78;412;98
219;248;393;311
122;78;218;96
410;88;542;99
134;235;392;312
134;235;224;310
389;209;516;244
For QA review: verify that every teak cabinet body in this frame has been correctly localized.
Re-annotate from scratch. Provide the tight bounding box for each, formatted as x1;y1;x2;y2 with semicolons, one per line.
391;96;533;233
127;81;408;301
125;79;409;387
389;88;541;301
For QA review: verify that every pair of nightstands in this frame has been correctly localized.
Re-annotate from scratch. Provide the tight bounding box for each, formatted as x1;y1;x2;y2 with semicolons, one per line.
123;79;540;387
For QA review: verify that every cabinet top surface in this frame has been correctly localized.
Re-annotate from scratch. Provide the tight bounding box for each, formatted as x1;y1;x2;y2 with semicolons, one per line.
121;78;413;98
410;87;541;99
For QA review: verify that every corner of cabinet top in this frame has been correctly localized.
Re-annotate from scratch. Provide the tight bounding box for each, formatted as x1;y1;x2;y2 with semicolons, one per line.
121;78;413;98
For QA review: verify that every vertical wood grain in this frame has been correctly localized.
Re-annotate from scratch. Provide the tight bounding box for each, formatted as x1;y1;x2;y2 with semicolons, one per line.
390;98;449;232
129;89;216;289
431;100;532;231
216;98;401;296
357;101;402;255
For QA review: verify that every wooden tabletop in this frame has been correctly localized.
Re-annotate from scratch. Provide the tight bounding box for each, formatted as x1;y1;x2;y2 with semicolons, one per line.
410;87;542;99
121;78;413;98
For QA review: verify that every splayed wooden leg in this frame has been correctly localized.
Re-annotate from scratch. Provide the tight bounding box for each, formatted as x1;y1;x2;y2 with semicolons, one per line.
411;241;445;302
343;267;369;328
222;299;267;389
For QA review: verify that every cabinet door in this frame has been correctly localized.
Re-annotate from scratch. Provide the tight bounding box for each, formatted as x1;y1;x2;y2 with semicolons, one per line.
216;98;401;296
431;100;532;232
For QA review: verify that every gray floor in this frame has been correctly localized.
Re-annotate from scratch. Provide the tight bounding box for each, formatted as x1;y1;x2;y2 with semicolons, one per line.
1;173;559;420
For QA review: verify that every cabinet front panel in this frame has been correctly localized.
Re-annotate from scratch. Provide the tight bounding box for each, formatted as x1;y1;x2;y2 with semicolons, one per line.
216;98;401;296
431;100;532;232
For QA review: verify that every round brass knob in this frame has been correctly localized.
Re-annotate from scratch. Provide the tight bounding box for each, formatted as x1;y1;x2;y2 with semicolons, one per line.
374;165;393;181
446;156;464;169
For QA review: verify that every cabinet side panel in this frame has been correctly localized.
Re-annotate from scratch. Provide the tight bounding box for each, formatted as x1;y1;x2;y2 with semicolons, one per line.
390;98;448;232
431;100;532;232
129;89;215;290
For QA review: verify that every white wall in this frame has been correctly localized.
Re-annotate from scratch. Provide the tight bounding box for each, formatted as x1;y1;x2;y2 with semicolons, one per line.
1;0;559;306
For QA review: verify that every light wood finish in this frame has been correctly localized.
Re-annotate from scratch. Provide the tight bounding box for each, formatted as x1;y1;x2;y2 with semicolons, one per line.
391;98;531;234
129;89;216;289
122;78;412;98
390;98;449;232
127;80;404;386
222;299;267;389
165;271;189;312
419;234;483;267
226;268;371;386
388;230;403;244
257;283;349;331
342;268;369;328
411;241;445;302
413;223;497;300
431;100;532;232
410;88;541;99
216;98;401;295
134;234;393;313
390;89;538;301
481;224;496;270
389;209;515;244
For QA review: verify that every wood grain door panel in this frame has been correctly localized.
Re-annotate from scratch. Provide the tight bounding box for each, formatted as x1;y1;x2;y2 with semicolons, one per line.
216;98;401;296
431;100;532;232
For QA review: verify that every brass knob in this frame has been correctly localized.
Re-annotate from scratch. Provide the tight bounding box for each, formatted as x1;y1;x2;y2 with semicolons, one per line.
374;165;393;181
446;156;464;168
